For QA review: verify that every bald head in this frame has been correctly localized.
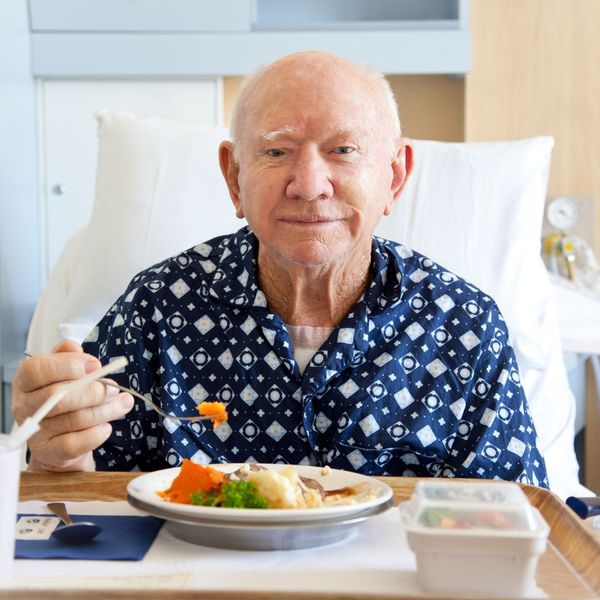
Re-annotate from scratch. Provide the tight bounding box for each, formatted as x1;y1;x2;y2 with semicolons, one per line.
230;51;401;161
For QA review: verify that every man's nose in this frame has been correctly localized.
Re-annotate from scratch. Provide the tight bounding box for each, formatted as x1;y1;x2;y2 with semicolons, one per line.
285;149;334;201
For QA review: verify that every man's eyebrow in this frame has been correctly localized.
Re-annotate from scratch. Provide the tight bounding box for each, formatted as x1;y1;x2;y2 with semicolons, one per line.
259;127;296;143
257;125;367;144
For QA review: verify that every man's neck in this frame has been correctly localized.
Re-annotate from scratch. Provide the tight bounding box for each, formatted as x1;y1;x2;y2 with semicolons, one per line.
257;248;372;327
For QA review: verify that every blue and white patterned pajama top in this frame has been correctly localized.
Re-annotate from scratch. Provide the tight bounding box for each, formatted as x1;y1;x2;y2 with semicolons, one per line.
84;227;548;487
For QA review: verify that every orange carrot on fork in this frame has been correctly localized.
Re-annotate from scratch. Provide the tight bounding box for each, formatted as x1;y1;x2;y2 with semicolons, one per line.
197;401;228;428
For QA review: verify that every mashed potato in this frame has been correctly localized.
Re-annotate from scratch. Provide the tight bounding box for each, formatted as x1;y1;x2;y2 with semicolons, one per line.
246;467;323;509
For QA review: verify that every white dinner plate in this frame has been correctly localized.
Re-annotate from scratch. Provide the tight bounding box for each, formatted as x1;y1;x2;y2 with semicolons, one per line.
127;463;393;524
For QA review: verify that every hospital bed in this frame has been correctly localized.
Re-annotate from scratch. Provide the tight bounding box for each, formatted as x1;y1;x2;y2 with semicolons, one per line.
26;111;590;499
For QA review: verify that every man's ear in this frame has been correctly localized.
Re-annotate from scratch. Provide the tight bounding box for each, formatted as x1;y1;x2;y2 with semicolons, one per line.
219;141;245;219
383;137;414;216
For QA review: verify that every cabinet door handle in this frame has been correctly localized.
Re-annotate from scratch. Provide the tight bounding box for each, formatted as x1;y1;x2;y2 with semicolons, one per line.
52;184;67;195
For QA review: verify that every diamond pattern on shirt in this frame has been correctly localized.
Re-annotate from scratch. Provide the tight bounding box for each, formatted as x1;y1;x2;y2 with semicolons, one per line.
84;227;548;488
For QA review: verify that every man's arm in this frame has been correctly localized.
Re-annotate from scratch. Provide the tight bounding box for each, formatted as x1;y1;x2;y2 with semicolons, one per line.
11;341;134;472
83;284;164;471
446;309;549;487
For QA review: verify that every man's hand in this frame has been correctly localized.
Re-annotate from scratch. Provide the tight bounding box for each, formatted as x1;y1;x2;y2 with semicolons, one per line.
11;341;134;472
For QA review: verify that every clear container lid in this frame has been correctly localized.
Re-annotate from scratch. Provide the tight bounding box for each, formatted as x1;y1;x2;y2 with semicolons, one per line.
415;480;527;505
402;481;543;535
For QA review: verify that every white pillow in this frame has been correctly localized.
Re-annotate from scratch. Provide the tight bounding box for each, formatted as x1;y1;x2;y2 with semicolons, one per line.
376;137;587;498
40;111;240;351
377;138;553;371
27;229;87;355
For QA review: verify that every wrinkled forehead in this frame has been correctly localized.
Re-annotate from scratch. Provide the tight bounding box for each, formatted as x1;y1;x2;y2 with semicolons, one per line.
241;72;384;145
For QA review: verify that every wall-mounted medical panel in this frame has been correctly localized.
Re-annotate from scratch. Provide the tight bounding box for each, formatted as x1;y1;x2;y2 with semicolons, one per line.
28;0;470;76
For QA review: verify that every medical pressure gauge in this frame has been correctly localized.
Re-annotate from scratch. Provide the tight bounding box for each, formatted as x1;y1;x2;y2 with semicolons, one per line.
545;196;580;231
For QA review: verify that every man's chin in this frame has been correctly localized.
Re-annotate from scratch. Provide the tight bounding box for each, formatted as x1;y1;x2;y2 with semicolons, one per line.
257;235;364;271
279;244;347;268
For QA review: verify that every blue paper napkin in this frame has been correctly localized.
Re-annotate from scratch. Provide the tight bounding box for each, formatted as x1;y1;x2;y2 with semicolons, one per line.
15;514;164;561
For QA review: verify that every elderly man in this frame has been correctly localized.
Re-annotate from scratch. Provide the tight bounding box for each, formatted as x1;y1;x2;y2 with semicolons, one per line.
13;51;548;487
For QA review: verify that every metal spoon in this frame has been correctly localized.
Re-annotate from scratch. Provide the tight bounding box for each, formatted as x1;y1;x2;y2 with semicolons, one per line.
47;502;102;544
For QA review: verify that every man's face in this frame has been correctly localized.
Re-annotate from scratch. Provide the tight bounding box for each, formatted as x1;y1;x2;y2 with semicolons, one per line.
221;62;410;269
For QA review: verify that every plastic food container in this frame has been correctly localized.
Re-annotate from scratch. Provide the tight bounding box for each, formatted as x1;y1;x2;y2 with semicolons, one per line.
399;480;550;597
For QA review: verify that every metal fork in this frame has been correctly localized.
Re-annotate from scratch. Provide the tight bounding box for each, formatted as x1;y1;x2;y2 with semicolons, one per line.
99;378;220;423
22;352;217;424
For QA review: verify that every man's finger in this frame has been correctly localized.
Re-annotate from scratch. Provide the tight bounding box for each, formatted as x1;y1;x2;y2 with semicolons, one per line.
14;352;101;394
52;340;84;354
42;423;114;464
12;380;118;422
41;393;134;437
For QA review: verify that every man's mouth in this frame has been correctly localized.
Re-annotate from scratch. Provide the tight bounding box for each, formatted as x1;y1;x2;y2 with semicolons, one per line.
280;216;339;224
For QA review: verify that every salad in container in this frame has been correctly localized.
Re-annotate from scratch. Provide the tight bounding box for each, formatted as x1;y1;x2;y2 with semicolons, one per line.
399;480;550;597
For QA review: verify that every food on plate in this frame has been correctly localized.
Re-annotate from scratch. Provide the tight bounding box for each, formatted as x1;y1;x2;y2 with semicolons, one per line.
242;465;324;508
158;459;226;504
191;479;269;509
420;507;524;530
196;401;228;428
158;460;375;509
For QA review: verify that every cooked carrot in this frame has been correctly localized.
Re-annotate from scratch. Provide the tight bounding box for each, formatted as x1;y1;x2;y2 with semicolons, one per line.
158;459;226;504
197;401;228;428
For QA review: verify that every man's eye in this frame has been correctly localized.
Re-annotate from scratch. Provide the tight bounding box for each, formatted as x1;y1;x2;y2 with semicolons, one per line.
266;149;284;157
334;146;355;155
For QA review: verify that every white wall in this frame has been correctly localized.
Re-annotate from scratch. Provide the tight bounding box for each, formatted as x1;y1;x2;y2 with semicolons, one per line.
0;0;40;366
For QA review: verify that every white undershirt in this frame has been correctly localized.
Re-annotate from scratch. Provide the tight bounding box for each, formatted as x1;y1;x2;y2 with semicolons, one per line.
286;324;335;374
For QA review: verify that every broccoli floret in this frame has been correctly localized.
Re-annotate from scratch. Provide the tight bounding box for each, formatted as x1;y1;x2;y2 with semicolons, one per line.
190;489;220;506
221;480;269;508
189;479;269;508
220;480;269;509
